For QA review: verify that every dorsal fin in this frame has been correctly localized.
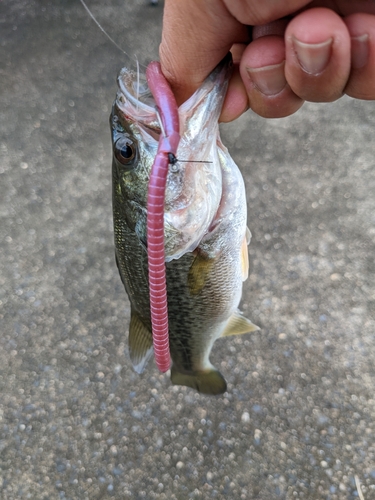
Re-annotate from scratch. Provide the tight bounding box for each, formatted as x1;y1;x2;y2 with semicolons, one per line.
221;309;260;337
128;308;154;373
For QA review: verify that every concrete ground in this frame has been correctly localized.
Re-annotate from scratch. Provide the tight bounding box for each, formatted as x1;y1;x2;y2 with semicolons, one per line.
1;1;375;499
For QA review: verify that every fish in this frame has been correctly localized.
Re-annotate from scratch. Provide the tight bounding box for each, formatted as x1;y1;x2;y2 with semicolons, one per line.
111;57;259;395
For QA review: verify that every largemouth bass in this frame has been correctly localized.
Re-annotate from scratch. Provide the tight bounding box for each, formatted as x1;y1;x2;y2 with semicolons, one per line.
111;58;258;395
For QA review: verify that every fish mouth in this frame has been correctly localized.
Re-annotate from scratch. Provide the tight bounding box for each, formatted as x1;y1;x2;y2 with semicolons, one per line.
115;57;234;261
116;55;233;135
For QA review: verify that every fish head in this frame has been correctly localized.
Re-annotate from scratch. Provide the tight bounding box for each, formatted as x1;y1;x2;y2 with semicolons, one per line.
112;57;233;257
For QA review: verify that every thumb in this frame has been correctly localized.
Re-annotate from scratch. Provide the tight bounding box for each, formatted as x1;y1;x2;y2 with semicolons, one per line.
159;0;248;105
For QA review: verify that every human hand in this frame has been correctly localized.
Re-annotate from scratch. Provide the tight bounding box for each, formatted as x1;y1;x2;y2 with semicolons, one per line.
159;0;375;121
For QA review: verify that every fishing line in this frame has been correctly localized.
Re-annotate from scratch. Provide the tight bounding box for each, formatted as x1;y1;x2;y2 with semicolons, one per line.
80;0;214;169
79;0;147;70
79;0;214;153
80;0;211;166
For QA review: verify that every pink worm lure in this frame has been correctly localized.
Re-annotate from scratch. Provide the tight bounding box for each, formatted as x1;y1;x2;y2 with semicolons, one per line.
145;62;180;373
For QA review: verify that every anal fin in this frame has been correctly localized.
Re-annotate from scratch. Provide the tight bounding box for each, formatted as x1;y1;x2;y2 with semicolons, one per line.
221;309;260;337
128;308;153;374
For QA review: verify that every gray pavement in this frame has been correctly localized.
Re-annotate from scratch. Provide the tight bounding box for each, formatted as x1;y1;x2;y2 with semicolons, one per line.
1;1;375;499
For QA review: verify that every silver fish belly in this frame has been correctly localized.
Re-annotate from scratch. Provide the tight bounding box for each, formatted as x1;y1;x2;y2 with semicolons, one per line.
111;58;258;395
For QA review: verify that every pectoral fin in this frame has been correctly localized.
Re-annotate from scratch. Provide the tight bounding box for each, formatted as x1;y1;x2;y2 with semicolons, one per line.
221;309;260;337
241;228;251;281
128;308;153;374
188;253;215;295
171;366;227;395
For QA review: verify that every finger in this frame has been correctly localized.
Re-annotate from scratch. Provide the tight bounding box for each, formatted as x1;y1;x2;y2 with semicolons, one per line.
223;0;311;25
160;0;312;106
220;64;249;122
238;35;303;118
310;0;375;17
344;13;375;100
160;0;248;105
284;8;351;102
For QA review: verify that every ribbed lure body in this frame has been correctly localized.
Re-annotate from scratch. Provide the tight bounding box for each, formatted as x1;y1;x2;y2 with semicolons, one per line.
145;62;180;373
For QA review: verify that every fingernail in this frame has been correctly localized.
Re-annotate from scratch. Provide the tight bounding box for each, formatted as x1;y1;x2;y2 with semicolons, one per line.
246;61;286;96
351;34;369;69
292;36;333;74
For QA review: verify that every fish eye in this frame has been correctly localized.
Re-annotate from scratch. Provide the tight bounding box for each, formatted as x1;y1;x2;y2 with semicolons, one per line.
114;136;136;165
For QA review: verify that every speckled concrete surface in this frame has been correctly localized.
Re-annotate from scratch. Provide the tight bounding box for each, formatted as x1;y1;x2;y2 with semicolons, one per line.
1;1;375;499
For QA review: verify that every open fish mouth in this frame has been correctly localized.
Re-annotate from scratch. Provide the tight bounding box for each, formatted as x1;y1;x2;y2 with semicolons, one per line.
115;58;233;261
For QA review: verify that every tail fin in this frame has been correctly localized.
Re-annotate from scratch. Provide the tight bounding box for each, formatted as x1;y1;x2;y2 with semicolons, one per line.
171;366;227;395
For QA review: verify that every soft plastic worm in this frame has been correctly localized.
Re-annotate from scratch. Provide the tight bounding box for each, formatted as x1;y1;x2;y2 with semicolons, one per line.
145;62;180;373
